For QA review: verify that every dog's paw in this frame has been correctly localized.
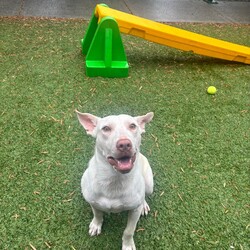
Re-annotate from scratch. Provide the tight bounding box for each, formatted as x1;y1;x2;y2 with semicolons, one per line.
141;200;150;216
122;241;136;250
89;219;102;236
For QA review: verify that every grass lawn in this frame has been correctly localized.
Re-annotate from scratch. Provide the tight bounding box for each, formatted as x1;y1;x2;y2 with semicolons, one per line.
1;17;249;250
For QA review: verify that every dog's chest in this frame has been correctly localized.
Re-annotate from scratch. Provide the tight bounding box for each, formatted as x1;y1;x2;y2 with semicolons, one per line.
92;194;143;213
82;172;145;213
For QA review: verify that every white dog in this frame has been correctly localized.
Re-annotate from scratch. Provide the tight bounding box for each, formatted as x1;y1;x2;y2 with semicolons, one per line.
76;111;154;250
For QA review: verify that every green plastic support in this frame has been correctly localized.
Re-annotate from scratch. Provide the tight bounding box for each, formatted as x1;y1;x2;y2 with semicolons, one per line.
81;11;99;55
81;10;128;77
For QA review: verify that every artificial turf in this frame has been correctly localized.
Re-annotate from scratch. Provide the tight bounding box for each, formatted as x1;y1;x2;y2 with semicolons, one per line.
0;17;249;250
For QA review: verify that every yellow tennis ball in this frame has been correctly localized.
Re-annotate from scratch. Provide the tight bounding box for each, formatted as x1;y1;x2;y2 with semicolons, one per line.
207;86;217;94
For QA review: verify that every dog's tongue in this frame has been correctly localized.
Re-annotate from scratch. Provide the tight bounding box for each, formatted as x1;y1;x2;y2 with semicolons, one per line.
117;158;133;172
108;156;135;173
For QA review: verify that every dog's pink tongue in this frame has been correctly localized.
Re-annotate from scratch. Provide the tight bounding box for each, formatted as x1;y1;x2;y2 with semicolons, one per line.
117;159;133;172
108;156;135;173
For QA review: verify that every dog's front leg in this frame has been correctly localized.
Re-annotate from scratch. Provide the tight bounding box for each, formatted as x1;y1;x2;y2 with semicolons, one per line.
122;204;142;250
89;206;104;236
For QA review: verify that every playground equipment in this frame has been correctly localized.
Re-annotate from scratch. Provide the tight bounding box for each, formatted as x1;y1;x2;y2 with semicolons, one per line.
81;4;250;77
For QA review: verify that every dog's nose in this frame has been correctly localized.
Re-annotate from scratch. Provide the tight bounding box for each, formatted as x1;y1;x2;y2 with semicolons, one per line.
116;139;132;152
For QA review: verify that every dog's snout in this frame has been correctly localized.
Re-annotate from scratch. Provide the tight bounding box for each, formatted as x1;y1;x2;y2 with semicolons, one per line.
116;139;132;152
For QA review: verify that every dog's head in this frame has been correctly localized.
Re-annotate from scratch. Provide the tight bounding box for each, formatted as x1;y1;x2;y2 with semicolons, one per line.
76;111;153;174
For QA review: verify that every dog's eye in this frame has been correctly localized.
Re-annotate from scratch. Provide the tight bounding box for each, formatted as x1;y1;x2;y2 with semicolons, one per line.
102;126;111;132
129;123;137;130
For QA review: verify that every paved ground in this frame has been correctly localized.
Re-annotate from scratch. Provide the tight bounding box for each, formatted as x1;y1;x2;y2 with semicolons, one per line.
1;0;250;23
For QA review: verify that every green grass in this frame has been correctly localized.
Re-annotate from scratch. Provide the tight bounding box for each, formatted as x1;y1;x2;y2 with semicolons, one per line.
1;17;250;250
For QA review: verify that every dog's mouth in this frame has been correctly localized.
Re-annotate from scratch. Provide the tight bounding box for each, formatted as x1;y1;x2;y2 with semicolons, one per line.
107;154;136;174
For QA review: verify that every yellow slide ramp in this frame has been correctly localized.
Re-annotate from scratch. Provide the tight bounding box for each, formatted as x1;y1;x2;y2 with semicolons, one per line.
95;4;250;64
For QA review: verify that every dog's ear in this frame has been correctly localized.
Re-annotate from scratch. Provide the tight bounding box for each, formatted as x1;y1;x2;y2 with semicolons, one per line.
135;112;154;133
76;110;99;137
